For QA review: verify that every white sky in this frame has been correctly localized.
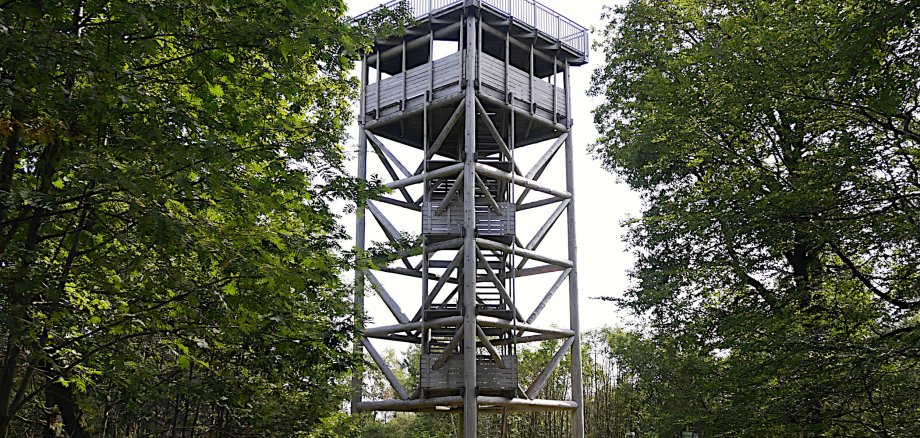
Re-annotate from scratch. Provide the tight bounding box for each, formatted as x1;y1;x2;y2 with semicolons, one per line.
342;0;639;344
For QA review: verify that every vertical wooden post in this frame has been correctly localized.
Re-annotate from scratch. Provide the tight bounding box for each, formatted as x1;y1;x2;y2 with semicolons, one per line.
563;59;585;438
402;40;407;110
529;37;534;113
422;103;430;360
375;52;381;119
462;11;479;438
504;21;510;101
351;55;369;414
552;54;557;120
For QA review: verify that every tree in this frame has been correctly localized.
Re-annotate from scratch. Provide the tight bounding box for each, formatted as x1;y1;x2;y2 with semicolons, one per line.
591;0;919;435
0;0;405;435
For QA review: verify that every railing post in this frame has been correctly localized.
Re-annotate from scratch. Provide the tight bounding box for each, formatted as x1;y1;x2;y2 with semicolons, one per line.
556;11;560;39
532;1;536;27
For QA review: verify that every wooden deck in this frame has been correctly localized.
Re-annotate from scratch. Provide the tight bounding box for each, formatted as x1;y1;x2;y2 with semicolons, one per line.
420;354;518;392
365;51;567;128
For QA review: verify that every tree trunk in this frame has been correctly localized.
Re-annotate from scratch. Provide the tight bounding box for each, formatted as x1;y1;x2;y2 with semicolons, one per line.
45;377;87;438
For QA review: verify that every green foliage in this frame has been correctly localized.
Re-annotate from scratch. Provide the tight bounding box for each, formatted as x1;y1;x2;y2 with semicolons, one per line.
0;0;411;436
591;0;920;435
348;333;639;438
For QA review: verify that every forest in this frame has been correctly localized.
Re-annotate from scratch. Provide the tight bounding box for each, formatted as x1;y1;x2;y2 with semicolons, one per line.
1;0;918;436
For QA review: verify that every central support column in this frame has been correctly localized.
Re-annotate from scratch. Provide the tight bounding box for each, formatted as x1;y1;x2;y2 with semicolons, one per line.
564;60;585;438
461;10;479;437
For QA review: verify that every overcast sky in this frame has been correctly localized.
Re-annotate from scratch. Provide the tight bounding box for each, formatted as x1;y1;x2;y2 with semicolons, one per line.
343;0;639;338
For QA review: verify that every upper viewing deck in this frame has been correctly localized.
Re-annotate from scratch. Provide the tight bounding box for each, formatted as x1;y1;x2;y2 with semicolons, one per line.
357;0;589;152
357;0;589;62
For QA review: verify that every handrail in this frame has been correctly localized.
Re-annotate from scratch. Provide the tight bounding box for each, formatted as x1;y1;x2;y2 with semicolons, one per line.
355;0;589;60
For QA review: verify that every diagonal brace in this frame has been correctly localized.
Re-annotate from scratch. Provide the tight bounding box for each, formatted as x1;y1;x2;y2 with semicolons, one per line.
415;98;466;174
526;268;571;324
367;202;414;270
366;130;411;179
475;246;525;322
435;173;464;216
431;326;464;370
474;173;503;215
525;336;575;399
412;249;463;321
517;133;568;204
517;199;570;270
475;97;522;175
476;325;505;369
363;338;410;400
364;270;410;325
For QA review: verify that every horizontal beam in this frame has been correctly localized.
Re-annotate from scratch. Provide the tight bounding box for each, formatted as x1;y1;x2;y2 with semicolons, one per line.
365;315;464;337
389;162;464;190
491;332;573;346
476;315;574;338
475;238;573;269
375;196;422;211
425;237;464;254
517;196;563;211
365;94;464;131
514;264;566;278
355;396;578;413
474;163;571;200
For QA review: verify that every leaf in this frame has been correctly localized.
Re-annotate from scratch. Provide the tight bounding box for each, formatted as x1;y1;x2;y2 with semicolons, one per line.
208;83;224;98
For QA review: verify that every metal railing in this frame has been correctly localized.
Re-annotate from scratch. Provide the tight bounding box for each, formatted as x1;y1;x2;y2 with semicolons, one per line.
355;0;589;59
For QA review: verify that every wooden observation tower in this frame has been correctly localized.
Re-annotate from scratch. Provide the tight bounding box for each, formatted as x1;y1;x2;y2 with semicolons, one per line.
352;1;588;436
